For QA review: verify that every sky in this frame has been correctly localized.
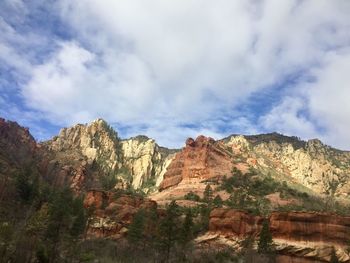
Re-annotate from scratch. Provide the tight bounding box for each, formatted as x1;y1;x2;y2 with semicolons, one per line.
0;0;350;149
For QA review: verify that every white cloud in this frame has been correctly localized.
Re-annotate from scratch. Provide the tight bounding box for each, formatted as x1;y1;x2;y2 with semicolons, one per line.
2;0;350;147
260;97;318;139
260;48;350;149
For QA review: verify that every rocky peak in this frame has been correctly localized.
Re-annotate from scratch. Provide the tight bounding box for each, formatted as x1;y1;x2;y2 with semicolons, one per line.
45;119;120;169
159;135;233;191
0;118;37;167
42;119;176;191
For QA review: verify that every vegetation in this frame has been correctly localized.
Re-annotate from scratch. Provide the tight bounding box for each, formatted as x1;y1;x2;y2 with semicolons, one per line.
219;167;350;215
184;191;201;202
0;166;88;263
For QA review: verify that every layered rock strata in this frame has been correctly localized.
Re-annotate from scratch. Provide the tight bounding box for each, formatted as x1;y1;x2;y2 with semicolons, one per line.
206;208;350;262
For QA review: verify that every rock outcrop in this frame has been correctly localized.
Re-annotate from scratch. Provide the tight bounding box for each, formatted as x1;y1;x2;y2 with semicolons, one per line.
45;119;121;171
223;133;350;196
0;118;37;167
84;190;157;239
121;136;176;189
206;208;350;262
43;119;175;191
159;135;233;191
0;118;39;200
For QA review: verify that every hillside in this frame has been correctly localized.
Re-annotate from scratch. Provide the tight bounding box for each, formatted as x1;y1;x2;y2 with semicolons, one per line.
1;118;350;262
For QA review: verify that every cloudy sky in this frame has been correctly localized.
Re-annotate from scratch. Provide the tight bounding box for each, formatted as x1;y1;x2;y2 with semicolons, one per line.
1;0;350;149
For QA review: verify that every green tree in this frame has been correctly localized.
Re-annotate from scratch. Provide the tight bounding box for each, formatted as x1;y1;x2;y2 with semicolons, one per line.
45;188;74;261
70;208;86;238
213;195;223;208
203;184;213;203
100;174;118;191
184;191;200;202
143;205;159;247
179;210;194;246
127;209;146;246
258;219;274;254
15;170;33;202
0;222;14;261
199;204;211;231
330;247;339;263
158;201;180;262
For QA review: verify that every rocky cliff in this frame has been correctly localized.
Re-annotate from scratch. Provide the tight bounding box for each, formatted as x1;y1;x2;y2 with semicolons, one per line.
83;189;157;239
204;208;350;262
3;118;350;262
41;119;176;192
0;118;40;201
159;136;233;190
223;133;350;197
120;136;176;189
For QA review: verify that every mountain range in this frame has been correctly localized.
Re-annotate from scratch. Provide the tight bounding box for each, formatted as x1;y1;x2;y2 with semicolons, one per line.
1;117;350;262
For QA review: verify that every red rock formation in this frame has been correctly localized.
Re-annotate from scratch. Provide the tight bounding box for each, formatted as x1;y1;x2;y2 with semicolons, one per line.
84;190;157;239
209;208;263;237
159;136;233;190
208;208;350;262
0;118;37;165
270;212;350;246
209;208;350;245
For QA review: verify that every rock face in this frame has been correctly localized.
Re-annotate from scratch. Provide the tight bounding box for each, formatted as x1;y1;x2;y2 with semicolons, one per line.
83;190;157;239
0;118;37;167
0;118;40;200
45;119;121;171
223;133;350;197
43;119;175;191
3;118;350;262
159;135;233;191
207;208;350;262
121;136;176;189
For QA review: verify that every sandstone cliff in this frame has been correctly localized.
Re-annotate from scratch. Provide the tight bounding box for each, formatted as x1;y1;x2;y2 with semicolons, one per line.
203;208;350;262
3;118;350;263
42;119;175;191
121;136;176;189
83;189;157;239
159;135;233;190
223;133;350;197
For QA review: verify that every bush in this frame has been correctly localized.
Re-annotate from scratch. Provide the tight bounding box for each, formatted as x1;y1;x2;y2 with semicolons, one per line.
184;191;201;202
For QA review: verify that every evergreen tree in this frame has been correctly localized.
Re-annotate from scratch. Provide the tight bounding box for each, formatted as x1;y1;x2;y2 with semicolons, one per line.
203;184;213;203
70;207;86;238
127;209;146;246
158;201;180;262
199;204;211;231
144;205;159;246
213;195;223;208
258;219;274;254
179;210;194;246
15;169;33;202
330;247;339;263
45;188;74;260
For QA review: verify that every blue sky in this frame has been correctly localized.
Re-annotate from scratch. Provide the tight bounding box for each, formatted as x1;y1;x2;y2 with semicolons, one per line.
1;0;350;149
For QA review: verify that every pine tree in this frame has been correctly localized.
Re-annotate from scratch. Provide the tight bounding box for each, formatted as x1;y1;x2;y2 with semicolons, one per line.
179;210;194;246
70;207;86;238
158;201;180;262
128;209;146;247
258;219;274;254
330;247;339;263
144;205;159;247
15;170;33;202
213;195;223;208
203;184;213;203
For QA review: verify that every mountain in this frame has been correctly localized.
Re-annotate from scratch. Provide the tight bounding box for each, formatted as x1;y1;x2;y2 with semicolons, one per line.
42;118;177;192
1;117;350;262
